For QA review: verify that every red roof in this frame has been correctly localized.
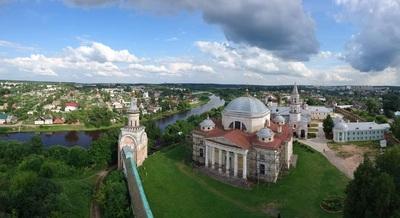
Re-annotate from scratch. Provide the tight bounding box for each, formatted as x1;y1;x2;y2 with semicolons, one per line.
66;103;77;107
193;119;292;150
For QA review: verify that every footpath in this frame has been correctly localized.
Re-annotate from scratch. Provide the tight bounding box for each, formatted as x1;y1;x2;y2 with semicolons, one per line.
299;123;355;179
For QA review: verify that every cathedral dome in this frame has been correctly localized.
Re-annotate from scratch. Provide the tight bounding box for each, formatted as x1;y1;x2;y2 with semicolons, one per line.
334;122;348;130
223;96;270;118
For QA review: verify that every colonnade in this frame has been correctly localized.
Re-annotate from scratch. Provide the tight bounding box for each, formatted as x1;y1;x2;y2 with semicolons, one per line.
205;144;248;179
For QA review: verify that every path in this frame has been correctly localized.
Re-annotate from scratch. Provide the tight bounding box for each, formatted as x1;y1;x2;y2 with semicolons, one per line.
299;123;355;179
90;164;117;218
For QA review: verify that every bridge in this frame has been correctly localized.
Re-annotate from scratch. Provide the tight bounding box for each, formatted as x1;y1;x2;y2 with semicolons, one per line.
122;146;153;218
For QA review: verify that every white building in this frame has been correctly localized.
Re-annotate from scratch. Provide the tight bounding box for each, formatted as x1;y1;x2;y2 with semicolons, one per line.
333;118;390;142
192;94;293;183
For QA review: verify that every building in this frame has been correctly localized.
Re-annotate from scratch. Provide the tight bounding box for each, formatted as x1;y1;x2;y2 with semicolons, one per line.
333;117;390;142
269;84;310;138
192;94;293;183
65;103;78;112
0;114;9;124
118;90;149;169
308;106;331;120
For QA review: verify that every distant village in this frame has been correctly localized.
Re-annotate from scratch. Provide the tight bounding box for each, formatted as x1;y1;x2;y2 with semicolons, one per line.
0;81;399;131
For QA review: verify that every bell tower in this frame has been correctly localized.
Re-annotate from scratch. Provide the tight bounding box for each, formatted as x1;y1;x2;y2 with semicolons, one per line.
118;89;148;169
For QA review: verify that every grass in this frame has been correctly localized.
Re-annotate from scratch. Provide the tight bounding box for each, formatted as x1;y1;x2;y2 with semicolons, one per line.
2;123;124;133
311;123;319;128
52;164;107;217
138;143;349;218
308;128;318;132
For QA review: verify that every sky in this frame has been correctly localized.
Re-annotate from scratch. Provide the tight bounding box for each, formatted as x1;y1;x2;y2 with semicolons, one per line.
0;0;399;86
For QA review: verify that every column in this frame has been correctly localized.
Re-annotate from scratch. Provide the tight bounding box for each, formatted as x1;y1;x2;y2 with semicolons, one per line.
218;148;222;172
234;152;238;177
211;147;215;169
226;151;230;175
205;145;209;167
242;154;247;179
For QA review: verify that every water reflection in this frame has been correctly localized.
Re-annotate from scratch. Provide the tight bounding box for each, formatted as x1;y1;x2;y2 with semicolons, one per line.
65;131;79;143
155;95;225;131
0;130;105;149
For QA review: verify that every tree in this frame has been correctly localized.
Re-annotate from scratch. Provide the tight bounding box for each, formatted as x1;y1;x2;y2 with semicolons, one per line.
30;135;44;154
322;114;334;134
366;98;379;115
344;147;400;217
390;117;400;140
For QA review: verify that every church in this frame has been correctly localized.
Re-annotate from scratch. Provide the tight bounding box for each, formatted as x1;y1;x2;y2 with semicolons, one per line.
118;90;149;169
191;86;300;183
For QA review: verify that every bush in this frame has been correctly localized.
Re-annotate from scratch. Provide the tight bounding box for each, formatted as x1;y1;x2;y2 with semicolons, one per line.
308;132;317;138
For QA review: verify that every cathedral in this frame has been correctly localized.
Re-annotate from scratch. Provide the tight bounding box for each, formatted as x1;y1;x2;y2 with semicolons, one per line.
191;86;300;183
118;90;148;169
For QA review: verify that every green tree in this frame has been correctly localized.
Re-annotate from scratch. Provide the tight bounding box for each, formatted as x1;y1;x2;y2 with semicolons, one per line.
67;146;90;168
366;98;379;115
344;147;400;217
322;114;334;134
29;135;44;154
390;117;400;140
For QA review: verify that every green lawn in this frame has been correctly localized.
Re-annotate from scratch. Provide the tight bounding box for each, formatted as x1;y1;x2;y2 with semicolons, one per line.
328;140;380;150
138;143;350;218
311;123;319;127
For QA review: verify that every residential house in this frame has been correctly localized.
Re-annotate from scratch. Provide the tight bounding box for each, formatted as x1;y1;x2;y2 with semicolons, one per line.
0;113;9;124
65;103;78;112
35;117;45;125
44;115;53;125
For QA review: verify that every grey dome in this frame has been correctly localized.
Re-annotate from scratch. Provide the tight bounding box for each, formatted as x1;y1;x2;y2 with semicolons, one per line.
334;122;348;130
257;127;275;138
223;96;270;118
200;118;215;127
273;115;285;123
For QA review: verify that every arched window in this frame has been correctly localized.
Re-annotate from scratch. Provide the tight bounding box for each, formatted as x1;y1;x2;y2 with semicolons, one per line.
241;123;247;131
229;122;233;129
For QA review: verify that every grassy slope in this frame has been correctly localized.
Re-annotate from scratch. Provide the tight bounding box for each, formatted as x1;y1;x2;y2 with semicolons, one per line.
139;144;350;218
52;165;106;217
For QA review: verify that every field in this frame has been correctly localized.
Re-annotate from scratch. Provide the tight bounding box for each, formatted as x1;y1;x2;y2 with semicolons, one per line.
138;143;350;217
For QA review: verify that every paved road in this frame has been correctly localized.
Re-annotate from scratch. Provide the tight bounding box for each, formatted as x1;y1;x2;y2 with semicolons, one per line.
299;123;355;179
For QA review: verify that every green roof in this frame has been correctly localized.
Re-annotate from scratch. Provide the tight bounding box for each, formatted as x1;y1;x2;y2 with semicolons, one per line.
0;114;9;119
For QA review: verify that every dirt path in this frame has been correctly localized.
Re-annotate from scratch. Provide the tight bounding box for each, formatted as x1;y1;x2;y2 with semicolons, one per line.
90;164;117;218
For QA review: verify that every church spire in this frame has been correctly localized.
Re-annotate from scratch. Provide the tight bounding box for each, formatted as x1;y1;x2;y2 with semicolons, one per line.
292;82;299;95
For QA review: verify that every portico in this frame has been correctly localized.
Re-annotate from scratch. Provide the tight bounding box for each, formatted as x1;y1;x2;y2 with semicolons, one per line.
204;141;248;179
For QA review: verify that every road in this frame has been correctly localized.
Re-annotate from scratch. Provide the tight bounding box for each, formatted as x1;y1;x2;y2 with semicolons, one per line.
299;122;355;179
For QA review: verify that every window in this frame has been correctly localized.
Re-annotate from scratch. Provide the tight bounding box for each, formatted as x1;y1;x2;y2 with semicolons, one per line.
199;148;204;157
260;154;265;160
259;164;265;175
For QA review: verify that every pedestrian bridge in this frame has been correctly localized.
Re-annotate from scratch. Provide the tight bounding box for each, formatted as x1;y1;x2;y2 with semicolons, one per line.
122;146;153;218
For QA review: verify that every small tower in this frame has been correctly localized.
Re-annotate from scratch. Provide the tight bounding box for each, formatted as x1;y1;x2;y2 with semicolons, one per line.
273;114;285;133
118;89;148;169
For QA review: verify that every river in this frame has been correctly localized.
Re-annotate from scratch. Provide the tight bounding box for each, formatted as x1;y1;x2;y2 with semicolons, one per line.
0;95;225;147
155;94;225;131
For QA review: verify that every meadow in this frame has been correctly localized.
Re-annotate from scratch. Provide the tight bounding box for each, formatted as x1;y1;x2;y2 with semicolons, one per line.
138;143;350;217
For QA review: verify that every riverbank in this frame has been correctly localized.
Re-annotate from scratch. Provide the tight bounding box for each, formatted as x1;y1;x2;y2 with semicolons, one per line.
0;123;124;134
141;98;210;123
0;97;211;134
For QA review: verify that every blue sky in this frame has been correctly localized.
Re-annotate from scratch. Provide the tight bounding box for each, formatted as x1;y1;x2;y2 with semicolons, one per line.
0;0;399;85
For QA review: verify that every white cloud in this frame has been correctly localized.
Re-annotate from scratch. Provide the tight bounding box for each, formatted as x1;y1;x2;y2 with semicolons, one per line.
0;40;37;51
64;42;138;63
